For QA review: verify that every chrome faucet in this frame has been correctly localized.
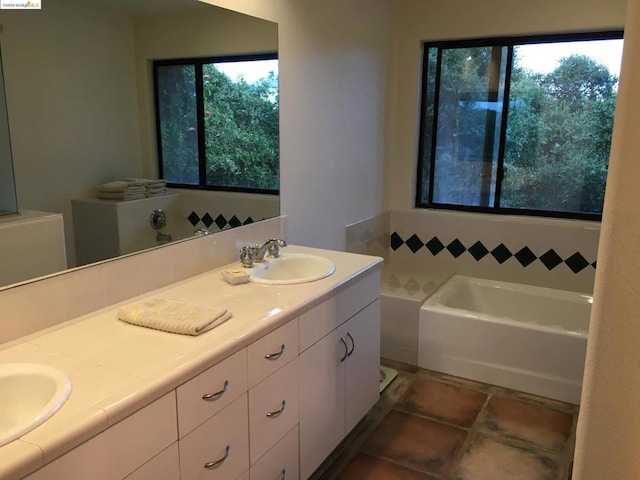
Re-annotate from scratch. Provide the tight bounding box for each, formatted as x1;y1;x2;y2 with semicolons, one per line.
240;238;287;268
254;237;287;261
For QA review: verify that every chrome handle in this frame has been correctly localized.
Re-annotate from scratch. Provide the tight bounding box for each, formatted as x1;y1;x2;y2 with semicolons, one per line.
339;337;348;362
346;332;355;357
204;445;230;469
281;469;287;480
266;400;287;418
202;380;229;401
265;344;286;360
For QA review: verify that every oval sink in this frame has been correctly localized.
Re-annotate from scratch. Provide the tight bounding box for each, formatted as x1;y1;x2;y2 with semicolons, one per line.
250;253;336;285
0;363;72;447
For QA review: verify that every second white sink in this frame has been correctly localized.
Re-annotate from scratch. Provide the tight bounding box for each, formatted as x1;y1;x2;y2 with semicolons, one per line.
250;253;336;285
0;363;72;447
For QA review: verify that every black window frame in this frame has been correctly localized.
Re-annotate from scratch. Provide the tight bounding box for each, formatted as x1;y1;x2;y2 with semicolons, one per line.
415;30;623;221
153;52;279;196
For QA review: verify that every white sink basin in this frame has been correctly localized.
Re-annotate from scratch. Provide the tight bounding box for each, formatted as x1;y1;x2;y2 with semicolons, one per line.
250;253;336;285
0;363;72;447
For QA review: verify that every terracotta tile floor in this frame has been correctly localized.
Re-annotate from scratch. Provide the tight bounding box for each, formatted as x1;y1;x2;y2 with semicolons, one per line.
310;359;579;480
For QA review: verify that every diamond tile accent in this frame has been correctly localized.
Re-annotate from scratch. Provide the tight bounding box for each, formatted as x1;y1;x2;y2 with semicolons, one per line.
243;217;254;225
214;214;227;229
491;244;512;264
199;213;213;228
514;247;537;267
564;252;590;274
446;239;466;258
388;231;596;275
228;215;242;228
187;211;200;226
539;249;563;270
406;234;425;253
468;241;489;261
390;232;404;251
426;236;445;255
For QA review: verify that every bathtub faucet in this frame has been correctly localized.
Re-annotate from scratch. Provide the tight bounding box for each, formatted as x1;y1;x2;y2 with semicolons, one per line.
254;237;287;262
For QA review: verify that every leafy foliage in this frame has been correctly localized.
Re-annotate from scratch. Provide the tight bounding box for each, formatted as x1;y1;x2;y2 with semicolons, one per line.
156;61;279;191
420;43;618;216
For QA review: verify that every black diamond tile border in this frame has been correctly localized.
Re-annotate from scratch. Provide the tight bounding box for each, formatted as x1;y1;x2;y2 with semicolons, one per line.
390;232;596;274
186;212;257;231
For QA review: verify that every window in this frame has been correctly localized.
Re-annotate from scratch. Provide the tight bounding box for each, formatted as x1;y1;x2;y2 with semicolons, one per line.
154;53;279;193
416;32;623;219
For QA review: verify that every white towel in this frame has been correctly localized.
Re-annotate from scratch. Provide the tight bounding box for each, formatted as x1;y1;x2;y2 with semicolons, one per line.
122;177;167;188
97;191;146;201
118;298;232;335
97;180;146;193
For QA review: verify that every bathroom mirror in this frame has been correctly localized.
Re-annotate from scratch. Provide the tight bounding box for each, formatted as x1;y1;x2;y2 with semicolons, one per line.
0;43;17;216
0;0;279;288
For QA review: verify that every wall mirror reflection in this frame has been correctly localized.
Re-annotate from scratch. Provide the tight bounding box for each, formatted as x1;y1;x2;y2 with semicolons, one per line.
0;0;279;289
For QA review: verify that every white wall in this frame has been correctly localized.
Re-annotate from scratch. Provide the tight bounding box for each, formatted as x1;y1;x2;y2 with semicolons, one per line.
201;0;390;250
1;1;142;265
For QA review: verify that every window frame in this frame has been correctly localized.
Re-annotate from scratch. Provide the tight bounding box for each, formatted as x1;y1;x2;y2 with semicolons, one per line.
415;30;623;221
153;52;279;195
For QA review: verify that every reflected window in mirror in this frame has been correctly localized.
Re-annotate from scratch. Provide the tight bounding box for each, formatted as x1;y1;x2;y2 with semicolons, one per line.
154;54;279;195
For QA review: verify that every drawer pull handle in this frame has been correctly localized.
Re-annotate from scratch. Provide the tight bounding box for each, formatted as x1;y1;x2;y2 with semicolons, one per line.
339;337;348;362
281;469;287;479
265;344;286;360
202;380;229;401
204;445;230;469
346;332;355;357
266;400;287;418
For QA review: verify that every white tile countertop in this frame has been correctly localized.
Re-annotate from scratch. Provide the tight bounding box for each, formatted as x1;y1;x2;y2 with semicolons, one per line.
0;245;383;480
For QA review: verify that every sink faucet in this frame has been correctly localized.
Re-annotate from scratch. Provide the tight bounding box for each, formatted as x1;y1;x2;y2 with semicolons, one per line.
240;238;287;268
254;237;287;262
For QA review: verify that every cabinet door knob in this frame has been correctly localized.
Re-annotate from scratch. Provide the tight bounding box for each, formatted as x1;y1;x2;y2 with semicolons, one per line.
281;469;287;480
266;400;287;418
346;332;355;357
265;344;286;360
204;445;230;469
202;380;229;401
339;337;348;362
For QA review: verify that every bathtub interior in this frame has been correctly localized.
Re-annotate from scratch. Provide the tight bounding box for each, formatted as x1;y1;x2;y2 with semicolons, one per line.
424;275;592;334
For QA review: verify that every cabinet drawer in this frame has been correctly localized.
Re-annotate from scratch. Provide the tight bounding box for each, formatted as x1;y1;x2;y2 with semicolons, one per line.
248;319;298;388
179;394;249;480
250;426;299;480
248;358;299;464
24;392;177;480
299;270;380;351
177;349;248;438
124;443;180;480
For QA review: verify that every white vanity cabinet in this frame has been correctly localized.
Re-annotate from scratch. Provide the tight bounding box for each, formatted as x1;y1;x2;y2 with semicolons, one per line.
13;252;382;480
298;271;381;480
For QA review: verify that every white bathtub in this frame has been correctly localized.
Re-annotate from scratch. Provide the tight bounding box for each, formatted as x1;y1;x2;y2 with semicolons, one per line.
418;275;591;404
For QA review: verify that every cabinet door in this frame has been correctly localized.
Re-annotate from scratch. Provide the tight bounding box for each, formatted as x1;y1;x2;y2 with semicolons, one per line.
343;299;381;433
298;328;346;480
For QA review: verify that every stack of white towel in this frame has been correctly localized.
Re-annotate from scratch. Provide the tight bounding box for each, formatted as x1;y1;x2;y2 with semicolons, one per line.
118;298;232;336
96;178;168;201
123;177;168;197
96;180;146;201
